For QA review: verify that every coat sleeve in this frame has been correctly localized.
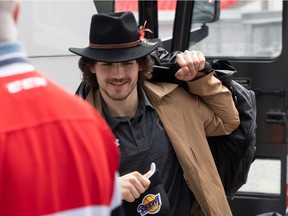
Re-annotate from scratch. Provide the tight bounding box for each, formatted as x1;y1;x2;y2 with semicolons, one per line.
187;72;240;136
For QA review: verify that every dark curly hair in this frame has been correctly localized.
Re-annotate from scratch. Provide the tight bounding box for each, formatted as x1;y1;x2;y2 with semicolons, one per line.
78;55;154;90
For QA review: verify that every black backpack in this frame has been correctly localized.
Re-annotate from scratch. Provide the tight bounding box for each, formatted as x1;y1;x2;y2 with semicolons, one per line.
75;48;257;199
205;60;257;199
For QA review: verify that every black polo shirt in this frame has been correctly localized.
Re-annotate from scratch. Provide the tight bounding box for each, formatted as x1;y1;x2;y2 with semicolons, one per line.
102;86;191;216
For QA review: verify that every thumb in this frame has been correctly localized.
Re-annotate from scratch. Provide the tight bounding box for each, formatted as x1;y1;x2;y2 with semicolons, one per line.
144;170;153;178
144;162;156;178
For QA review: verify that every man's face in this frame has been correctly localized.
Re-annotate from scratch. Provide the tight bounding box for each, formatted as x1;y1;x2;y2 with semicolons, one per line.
93;60;141;101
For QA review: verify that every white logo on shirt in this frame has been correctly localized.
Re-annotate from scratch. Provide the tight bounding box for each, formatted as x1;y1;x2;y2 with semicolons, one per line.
6;76;47;93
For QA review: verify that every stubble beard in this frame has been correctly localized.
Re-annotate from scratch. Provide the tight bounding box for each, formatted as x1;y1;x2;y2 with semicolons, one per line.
99;79;138;101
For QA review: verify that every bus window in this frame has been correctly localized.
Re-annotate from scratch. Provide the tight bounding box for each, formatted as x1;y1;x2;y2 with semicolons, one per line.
238;158;281;195
94;0;220;41
190;0;282;59
94;0;176;39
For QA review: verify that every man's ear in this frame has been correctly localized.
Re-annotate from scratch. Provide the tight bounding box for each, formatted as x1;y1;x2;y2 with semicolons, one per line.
90;67;96;74
13;2;20;24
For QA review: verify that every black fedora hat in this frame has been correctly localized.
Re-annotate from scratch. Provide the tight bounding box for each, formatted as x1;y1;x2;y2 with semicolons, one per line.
69;11;161;63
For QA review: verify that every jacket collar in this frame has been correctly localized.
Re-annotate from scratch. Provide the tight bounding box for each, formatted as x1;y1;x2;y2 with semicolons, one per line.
0;41;34;77
142;81;178;100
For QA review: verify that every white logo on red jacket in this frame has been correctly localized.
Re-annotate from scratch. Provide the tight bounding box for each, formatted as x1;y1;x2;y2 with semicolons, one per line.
6;76;47;93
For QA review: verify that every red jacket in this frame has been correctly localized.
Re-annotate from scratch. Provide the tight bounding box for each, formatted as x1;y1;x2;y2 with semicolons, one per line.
0;70;120;216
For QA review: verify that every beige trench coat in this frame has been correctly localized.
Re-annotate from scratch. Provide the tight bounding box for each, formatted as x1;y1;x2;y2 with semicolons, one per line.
85;73;240;216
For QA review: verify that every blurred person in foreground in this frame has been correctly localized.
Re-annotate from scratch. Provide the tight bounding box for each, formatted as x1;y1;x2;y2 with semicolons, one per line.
70;11;240;216
0;1;123;215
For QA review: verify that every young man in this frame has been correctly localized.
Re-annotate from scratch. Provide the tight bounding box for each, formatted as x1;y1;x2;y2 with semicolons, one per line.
69;11;240;216
0;1;122;215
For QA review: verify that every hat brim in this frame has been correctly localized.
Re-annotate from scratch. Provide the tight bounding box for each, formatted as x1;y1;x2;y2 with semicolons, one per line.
69;38;161;63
